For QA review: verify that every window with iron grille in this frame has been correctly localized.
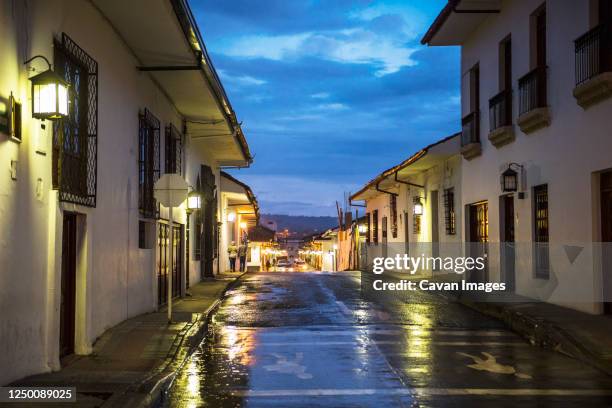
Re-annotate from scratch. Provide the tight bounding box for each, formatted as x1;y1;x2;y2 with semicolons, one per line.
366;212;371;244
52;33;98;207
139;109;160;218
373;210;379;245
390;195;398;238
533;184;549;279
444;188;456;235
165;124;183;174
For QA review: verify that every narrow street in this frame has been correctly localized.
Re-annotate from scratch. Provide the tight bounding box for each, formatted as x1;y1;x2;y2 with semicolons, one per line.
164;272;612;408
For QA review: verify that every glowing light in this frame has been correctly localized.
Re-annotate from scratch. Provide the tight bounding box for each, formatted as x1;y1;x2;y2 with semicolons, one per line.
227;211;236;222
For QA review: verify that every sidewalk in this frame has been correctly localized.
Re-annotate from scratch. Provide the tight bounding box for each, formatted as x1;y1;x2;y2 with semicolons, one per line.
460;294;612;376
378;271;612;375
8;272;245;408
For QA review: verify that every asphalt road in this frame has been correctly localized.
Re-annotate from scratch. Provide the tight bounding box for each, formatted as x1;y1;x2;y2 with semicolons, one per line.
164;271;612;407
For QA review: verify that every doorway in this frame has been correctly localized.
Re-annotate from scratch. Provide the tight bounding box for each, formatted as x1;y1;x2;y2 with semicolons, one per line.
468;201;489;283
601;171;612;314
501;195;515;291
382;216;388;258
157;222;183;306
403;210;410;256
431;191;440;270
60;213;77;358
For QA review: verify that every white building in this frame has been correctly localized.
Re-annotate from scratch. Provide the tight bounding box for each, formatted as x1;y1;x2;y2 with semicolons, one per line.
0;0;252;385
351;134;463;274
423;0;612;314
219;171;258;272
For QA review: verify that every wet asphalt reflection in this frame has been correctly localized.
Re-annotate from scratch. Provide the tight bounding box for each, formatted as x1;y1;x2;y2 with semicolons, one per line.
163;272;612;407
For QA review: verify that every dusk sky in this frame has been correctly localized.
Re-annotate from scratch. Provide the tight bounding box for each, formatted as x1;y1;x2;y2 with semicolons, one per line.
192;0;460;216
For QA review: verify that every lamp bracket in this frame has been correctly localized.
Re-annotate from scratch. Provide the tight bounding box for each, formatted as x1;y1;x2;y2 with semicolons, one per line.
23;55;52;71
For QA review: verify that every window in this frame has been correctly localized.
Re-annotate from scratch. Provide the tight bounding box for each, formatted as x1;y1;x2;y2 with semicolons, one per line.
444;188;456;235
165;124;183;174
461;64;480;146
366;212;371;244
413;214;421;235
52;33;98;207
373;210;379;245
499;35;512;92
139;109;160;218
533;184;550;278
390;195;398;238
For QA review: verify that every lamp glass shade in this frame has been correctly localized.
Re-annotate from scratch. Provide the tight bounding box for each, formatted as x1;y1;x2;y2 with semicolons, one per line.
227;211;236;222
30;69;69;120
501;168;518;192
186;192;201;210
358;224;367;234
239;221;247;229
413;201;423;216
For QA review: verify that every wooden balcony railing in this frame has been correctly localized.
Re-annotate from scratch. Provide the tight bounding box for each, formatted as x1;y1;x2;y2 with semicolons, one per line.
461;111;480;146
575;24;611;85
489;89;512;131
518;66;547;115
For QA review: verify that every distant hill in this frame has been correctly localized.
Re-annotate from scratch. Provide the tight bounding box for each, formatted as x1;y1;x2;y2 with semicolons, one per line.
261;214;338;237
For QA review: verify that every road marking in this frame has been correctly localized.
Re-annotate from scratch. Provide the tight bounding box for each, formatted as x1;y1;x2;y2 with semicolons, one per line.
254;341;528;347
458;352;532;379
263;352;313;380
255;329;516;337
230;388;612;397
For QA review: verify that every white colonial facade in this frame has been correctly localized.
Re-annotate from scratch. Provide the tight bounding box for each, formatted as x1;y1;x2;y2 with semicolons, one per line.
423;0;612;314
351;134;463;274
0;0;252;385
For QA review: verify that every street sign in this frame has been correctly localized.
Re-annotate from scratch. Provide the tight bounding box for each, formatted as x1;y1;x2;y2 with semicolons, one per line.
154;173;189;208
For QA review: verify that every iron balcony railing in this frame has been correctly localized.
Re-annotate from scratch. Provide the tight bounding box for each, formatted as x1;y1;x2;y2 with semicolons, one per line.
575;23;611;85
461;111;480;146
489;89;512;131
518;66;547;115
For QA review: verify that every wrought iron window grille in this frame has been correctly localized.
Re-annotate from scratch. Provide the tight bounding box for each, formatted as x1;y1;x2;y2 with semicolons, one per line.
139;108;160;219
52;33;98;207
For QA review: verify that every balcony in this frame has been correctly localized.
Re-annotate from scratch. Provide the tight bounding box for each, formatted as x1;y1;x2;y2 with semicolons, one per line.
517;66;550;134
488;89;514;147
461;111;481;160
573;24;612;108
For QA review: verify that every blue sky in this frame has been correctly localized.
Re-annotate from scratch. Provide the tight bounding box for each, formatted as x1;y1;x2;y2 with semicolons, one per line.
192;0;460;216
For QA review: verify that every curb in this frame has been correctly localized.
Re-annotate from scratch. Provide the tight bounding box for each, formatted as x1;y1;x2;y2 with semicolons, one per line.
459;299;612;376
110;272;248;408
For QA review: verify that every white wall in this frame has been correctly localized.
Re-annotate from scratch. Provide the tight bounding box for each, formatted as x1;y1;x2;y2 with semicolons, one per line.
459;0;612;313
0;0;220;384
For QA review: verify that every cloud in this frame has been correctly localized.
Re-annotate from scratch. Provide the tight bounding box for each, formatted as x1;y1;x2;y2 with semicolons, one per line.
217;69;267;86
219;28;419;77
229;174;361;216
311;92;330;99
315;103;348;111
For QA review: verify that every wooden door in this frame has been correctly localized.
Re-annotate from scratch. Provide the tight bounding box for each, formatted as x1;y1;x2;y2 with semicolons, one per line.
382;216;388;258
502;195;515;291
469;201;489;283
431;191;440;269
60;213;77;358
601;172;612;314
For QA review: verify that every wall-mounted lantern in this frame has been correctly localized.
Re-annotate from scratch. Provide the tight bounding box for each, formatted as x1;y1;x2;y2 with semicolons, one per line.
358;224;367;234
186;190;201;214
227;211;236;222
239;221;247;230
413;197;424;215
24;55;69;120
501;163;524;196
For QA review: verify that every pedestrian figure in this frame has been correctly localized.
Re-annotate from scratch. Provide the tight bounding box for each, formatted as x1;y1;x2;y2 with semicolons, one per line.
238;242;248;272
228;241;238;272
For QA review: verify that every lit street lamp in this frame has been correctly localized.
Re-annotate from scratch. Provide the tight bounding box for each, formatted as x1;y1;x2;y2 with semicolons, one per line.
25;55;69;120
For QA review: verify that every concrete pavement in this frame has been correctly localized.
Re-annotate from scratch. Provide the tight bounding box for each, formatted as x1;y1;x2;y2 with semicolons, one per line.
382;270;612;376
163;271;612;407
6;272;245;408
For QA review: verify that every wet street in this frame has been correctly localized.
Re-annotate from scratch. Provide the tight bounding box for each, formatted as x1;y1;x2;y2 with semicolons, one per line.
164;272;612;407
